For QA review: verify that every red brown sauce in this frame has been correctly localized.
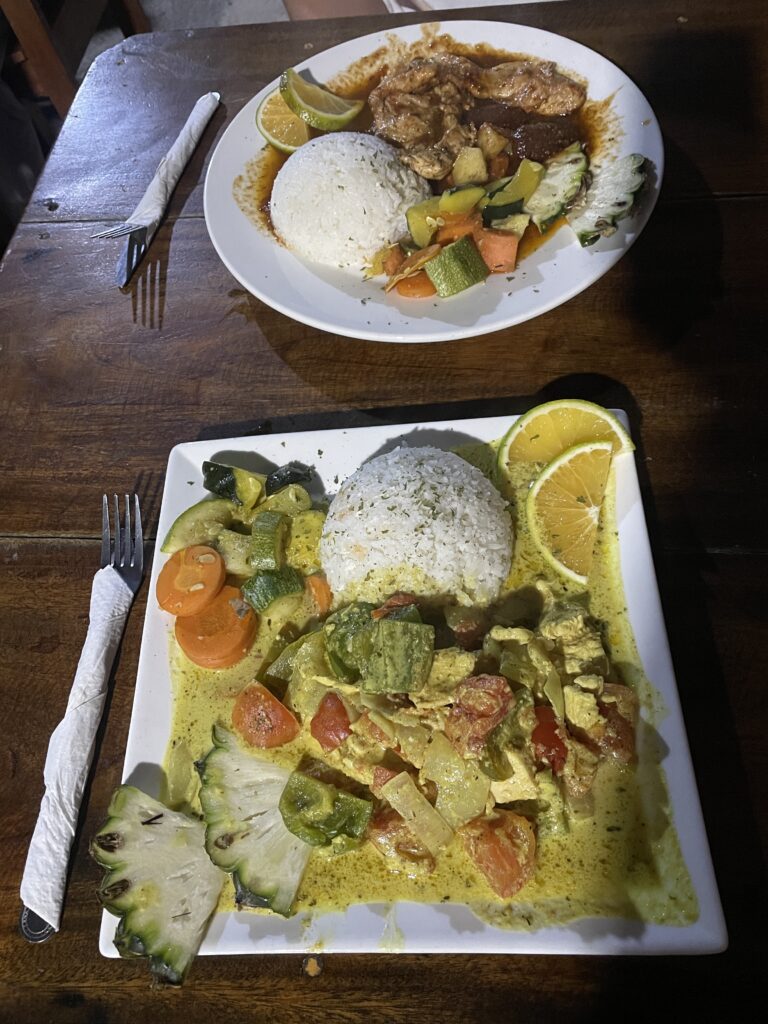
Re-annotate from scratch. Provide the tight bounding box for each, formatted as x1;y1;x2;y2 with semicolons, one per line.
233;32;620;263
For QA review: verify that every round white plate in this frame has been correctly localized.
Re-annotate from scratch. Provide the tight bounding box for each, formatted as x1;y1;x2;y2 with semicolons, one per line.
204;21;664;344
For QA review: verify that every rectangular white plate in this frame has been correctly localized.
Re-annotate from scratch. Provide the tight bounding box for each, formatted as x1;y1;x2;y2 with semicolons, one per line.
100;412;726;956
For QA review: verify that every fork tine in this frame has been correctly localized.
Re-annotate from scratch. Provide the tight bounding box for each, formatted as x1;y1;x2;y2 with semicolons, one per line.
112;493;121;567
133;495;143;571
101;494;110;568
123;493;132;568
91;223;141;240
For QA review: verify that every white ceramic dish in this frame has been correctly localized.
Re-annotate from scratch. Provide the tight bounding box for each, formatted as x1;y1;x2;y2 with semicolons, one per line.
203;20;664;344
100;412;726;957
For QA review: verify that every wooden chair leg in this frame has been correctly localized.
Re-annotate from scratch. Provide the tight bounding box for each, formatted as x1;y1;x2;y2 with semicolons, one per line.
0;0;76;117
115;0;150;35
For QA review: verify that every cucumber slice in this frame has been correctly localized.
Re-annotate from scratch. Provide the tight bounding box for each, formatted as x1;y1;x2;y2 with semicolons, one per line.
242;565;305;612
524;143;588;231
250;511;289;571
202;461;265;509
161;498;235;554
90;786;225;985
566;153;646;246
198;726;311;916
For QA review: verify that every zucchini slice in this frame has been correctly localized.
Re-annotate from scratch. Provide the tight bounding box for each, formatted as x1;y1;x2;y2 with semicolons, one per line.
242;565;305;613
213;528;254;576
566;153;646;246
161;498;235;554
265;462;313;495
524;143;589;232
258;484;312;517
202;461;265;509
90;786;225;986
198;726;311;916
250;510;289;572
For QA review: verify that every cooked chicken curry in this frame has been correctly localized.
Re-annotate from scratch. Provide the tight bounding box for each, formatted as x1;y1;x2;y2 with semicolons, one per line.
160;440;697;936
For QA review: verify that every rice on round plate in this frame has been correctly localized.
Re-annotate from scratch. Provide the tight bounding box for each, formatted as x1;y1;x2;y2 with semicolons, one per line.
269;133;431;269
319;446;513;607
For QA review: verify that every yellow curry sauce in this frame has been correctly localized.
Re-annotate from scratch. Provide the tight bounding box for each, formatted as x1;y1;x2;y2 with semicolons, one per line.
160;439;697;933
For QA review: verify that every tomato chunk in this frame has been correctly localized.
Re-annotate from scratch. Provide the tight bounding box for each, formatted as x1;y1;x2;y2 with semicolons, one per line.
445;674;513;757
532;705;568;774
310;692;352;752
459;811;536;898
232;682;299;748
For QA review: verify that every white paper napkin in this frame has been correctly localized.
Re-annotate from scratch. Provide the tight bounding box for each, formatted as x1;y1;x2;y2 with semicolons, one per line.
126;90;220;239
20;566;136;931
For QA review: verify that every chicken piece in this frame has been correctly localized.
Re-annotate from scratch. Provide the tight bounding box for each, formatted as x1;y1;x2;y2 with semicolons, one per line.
474;61;586;116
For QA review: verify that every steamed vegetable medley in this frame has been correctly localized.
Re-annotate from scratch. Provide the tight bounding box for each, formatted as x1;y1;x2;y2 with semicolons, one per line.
91;419;654;985
373;145;646;299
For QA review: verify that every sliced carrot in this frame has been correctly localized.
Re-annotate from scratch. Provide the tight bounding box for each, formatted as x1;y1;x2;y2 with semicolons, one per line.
156;545;225;617
232;682;299;748
395;271;437;298
488;152;510;179
474;228;519;274
306;572;333;615
382;245;405;277
436;212;481;244
175;584;257;669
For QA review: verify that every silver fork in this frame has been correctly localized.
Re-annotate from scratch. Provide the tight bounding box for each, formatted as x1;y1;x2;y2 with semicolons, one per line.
91;222;145;240
102;493;144;592
20;493;144;942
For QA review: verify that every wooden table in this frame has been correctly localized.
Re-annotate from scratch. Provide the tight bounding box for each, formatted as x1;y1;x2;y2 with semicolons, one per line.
1;1;766;1019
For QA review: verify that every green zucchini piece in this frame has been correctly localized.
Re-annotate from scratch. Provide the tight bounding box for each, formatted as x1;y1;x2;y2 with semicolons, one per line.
161;498;235;554
323;602;377;683
361;618;435;694
258;629;317;687
258;484;312;516
491;213;531;238
265;462;312;495
452;146;488;185
214;528;254;575
524;143;588;231
285;508;325;575
479;687;535;781
406;196;441;249
438;185;486;215
202;461;265;509
198;726;311;916
424;235;488;298
91;785;225;985
242;566;305;613
250;510;289;572
566;153;646;246
278;772;372;851
482;159;543;226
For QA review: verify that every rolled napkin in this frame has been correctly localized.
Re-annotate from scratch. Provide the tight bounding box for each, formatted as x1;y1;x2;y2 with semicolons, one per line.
20;566;136;932
116;90;220;285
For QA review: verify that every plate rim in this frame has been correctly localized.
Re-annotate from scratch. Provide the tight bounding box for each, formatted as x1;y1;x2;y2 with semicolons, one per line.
99;408;726;958
203;19;665;344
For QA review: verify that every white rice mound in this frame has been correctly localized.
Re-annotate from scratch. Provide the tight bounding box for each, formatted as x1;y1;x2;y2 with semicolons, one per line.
319;446;513;607
270;133;431;269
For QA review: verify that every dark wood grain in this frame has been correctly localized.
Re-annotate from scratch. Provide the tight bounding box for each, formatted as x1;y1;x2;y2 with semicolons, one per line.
1;196;765;548
0;1;766;1021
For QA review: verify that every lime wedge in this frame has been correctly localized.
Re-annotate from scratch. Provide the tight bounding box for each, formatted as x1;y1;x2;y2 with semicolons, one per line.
279;68;363;130
256;89;311;154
